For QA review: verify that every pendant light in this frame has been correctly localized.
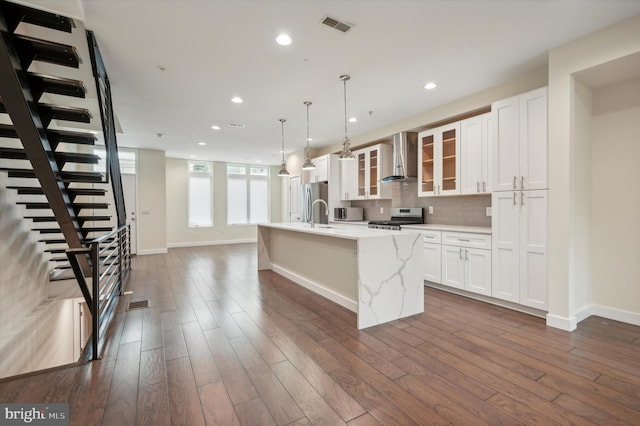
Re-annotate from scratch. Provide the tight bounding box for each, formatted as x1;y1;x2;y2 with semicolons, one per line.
277;118;290;177
301;101;316;170
338;74;355;160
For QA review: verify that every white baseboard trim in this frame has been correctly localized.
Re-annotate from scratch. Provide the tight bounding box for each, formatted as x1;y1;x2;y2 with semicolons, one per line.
167;239;256;248
575;304;640;327
545;313;577;331
137;248;168;255
271;264;358;313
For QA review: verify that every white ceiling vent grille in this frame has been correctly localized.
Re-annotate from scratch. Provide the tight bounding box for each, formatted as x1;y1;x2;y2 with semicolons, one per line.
321;16;353;33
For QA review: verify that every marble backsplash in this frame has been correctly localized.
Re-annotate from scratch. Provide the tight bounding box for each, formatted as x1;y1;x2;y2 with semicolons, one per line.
350;181;491;227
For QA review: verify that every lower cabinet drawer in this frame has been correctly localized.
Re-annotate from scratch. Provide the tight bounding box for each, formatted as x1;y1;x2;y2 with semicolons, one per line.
442;231;491;249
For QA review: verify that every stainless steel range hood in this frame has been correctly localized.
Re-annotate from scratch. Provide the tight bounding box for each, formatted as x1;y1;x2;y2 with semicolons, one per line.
381;132;418;182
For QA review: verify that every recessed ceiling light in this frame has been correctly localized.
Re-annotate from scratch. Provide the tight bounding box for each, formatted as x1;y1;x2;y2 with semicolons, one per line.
197;142;206;146
255;160;262;163
228;123;246;128
424;81;437;90
307;138;313;142
349;117;358;123
189;155;196;158
211;125;221;130
276;33;292;46
231;96;244;104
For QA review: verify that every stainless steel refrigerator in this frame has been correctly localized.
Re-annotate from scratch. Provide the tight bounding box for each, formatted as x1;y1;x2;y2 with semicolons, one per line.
300;182;329;224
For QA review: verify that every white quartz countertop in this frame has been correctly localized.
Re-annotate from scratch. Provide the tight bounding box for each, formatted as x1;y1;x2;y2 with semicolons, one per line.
259;222;406;240
403;224;492;234
330;221;491;234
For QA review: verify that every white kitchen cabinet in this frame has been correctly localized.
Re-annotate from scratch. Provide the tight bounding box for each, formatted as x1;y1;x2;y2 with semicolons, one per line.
492;190;547;310
340;158;357;200
441;231;492;296
492;86;547;192
306;154;329;183
421;230;442;284
353;144;392;200
418;122;460;197
460;112;492;195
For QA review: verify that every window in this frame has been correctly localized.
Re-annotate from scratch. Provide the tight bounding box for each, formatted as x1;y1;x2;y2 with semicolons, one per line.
94;148;136;174
188;161;213;227
227;165;269;224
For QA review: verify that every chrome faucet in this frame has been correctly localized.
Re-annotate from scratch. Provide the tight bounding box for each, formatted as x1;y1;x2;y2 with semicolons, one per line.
310;199;328;228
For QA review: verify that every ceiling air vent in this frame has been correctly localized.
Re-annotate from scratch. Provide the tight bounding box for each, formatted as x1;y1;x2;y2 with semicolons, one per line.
321;16;352;33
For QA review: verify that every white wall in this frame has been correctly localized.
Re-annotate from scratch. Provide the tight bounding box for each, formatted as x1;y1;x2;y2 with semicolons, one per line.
590;77;640;317
137;149;167;254
570;82;594;315
0;173;76;378
166;158;282;247
547;13;640;330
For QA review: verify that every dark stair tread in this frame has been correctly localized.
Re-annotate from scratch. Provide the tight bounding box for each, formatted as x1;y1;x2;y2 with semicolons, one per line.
0;147;99;164
0;1;75;33
8;186;107;196
44;248;67;253
0;147;27;160
17;202;50;209
38;238;66;244
13;34;81;69
56;151;101;164
82;227;114;233
73;202;109;209
34;228;63;234
0;125;97;146
26;73;87;100
3;168;106;182
60;171;105;183
38;103;92;125
24;216;56;222
27;215;112;223
46;128;97;147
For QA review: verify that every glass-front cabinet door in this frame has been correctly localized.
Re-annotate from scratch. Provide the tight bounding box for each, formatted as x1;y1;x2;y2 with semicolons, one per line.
368;147;379;197
419;132;435;196
439;123;460;195
357;150;366;198
418;123;460;197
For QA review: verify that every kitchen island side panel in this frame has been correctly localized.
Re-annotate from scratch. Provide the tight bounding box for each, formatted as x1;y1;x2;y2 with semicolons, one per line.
357;232;424;329
263;228;359;305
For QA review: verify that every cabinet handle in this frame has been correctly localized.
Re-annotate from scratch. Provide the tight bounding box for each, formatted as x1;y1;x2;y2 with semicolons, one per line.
513;192;517;206
513;176;517;190
483;181;486;192
521;191;525;205
520;176;525;190
458;238;470;242
477;182;480;193
465;249;469;260
459;248;464;260
424;235;435;239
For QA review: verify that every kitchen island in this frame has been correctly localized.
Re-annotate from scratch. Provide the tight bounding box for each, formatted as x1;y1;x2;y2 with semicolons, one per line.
257;223;423;329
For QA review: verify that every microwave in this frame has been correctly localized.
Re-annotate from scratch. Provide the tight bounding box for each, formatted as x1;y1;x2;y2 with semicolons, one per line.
334;207;363;221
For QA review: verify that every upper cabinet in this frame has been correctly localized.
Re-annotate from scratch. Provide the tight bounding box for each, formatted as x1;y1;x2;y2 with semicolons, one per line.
492;86;547;192
418;122;460;197
352;144;392;200
460;112;492;195
340;159;357;201
305;154;329;183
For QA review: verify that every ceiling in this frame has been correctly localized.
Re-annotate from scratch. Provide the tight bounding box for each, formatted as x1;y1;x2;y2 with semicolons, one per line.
18;0;640;166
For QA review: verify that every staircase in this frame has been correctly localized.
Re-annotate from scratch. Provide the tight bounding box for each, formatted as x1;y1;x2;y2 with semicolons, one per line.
0;0;129;360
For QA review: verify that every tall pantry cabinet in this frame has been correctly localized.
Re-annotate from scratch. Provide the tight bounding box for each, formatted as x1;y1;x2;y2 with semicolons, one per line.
491;86;548;311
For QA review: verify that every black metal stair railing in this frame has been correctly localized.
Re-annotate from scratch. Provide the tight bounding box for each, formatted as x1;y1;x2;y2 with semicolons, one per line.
66;224;131;360
87;30;126;228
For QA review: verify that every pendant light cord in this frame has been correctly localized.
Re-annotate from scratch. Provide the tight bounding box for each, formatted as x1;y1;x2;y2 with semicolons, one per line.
343;77;348;143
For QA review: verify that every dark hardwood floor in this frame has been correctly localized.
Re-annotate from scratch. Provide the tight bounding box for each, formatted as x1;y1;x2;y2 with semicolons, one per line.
1;243;639;425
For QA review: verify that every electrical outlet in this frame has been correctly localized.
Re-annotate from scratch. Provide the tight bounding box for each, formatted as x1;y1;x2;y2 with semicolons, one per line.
379;207;384;214
428;206;434;215
486;207;492;217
